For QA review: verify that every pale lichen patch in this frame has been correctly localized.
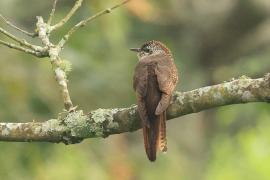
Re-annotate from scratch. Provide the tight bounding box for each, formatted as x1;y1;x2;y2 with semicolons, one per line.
91;108;112;123
175;93;185;105
2;128;9;136
213;91;223;101
237;89;243;94
90;108;122;136
65;110;91;137
242;91;255;102
34;126;42;135
6;123;22;131
43;119;62;133
239;75;250;79
49;46;60;58
128;104;137;116
198;86;211;96
238;79;252;89
111;108;120;115
222;82;231;90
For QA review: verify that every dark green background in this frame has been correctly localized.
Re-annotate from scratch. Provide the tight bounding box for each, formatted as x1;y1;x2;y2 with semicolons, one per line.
1;0;270;179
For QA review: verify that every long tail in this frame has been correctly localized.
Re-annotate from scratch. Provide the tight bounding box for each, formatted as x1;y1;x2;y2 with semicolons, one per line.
142;70;167;161
143;111;167;161
158;111;167;152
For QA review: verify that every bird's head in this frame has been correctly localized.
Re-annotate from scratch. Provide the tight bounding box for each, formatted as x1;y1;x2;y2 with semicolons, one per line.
130;40;171;59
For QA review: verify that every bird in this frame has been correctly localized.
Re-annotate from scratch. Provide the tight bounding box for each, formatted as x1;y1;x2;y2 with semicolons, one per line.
130;40;178;161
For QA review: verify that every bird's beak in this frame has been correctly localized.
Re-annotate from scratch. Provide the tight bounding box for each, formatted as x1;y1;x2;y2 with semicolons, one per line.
130;48;141;52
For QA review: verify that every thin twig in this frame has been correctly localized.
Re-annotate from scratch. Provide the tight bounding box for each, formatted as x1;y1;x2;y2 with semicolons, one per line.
0;14;37;37
47;0;58;25
50;0;84;31
0;39;47;57
58;0;130;48
0;27;43;51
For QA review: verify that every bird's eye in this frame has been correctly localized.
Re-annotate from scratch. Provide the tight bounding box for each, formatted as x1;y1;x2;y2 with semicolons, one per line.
143;47;150;53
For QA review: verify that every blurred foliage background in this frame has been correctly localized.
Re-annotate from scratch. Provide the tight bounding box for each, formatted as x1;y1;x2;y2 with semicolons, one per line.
1;0;270;179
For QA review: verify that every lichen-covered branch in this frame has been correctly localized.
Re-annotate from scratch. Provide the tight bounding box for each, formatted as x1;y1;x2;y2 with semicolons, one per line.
0;27;42;51
0;39;47;57
47;0;58;25
48;46;74;110
1;74;270;144
35;16;74;110
0;14;36;37
50;0;83;31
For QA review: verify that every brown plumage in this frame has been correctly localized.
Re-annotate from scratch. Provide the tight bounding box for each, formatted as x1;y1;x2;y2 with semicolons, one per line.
131;40;178;161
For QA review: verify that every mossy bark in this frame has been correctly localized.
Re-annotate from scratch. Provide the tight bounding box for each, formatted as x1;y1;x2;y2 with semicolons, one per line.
1;74;270;144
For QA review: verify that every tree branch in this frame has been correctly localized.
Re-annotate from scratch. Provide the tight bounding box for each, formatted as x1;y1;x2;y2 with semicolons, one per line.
47;0;58;25
0;27;43;51
35;16;74;110
58;0;130;48
0;14;36;37
0;39;47;57
1;74;269;144
50;0;83;31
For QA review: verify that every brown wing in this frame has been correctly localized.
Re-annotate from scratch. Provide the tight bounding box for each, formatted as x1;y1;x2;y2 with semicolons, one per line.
133;61;149;127
154;54;178;115
133;61;148;96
